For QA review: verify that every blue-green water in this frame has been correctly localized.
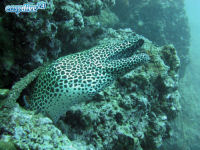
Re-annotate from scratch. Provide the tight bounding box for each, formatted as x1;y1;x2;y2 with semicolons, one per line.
185;0;200;91
162;1;200;150
184;1;200;149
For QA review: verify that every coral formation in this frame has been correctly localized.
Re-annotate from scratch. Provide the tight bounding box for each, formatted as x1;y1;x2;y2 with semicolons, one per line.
0;0;116;88
0;0;189;89
57;30;181;150
0;105;84;150
0;0;185;149
0;29;181;150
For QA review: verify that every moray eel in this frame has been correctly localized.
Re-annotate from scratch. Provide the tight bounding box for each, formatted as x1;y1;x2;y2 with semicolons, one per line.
29;38;150;122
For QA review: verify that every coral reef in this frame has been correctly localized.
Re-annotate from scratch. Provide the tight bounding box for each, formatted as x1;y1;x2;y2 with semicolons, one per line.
0;0;116;88
0;105;86;150
0;29;180;150
160;64;200;150
0;0;189;89
0;0;184;149
58;30;181;150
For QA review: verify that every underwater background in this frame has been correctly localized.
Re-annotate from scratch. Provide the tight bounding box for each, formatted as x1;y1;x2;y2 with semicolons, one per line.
0;0;199;150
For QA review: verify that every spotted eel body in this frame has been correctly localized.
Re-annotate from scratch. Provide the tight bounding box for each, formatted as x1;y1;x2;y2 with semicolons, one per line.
29;38;150;122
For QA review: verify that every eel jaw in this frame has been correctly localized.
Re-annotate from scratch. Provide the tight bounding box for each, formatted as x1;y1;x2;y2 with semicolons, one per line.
103;38;149;76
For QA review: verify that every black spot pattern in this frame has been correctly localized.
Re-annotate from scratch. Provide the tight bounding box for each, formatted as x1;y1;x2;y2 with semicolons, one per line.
29;38;150;122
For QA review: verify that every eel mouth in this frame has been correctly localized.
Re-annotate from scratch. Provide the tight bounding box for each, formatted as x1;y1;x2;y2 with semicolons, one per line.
107;39;144;61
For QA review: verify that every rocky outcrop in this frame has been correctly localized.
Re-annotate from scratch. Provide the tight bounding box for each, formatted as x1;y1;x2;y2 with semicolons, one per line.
0;29;181;150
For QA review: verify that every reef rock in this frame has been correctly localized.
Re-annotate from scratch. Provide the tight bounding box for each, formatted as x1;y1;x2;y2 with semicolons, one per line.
58;30;181;150
0;0;116;88
0;29;181;150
